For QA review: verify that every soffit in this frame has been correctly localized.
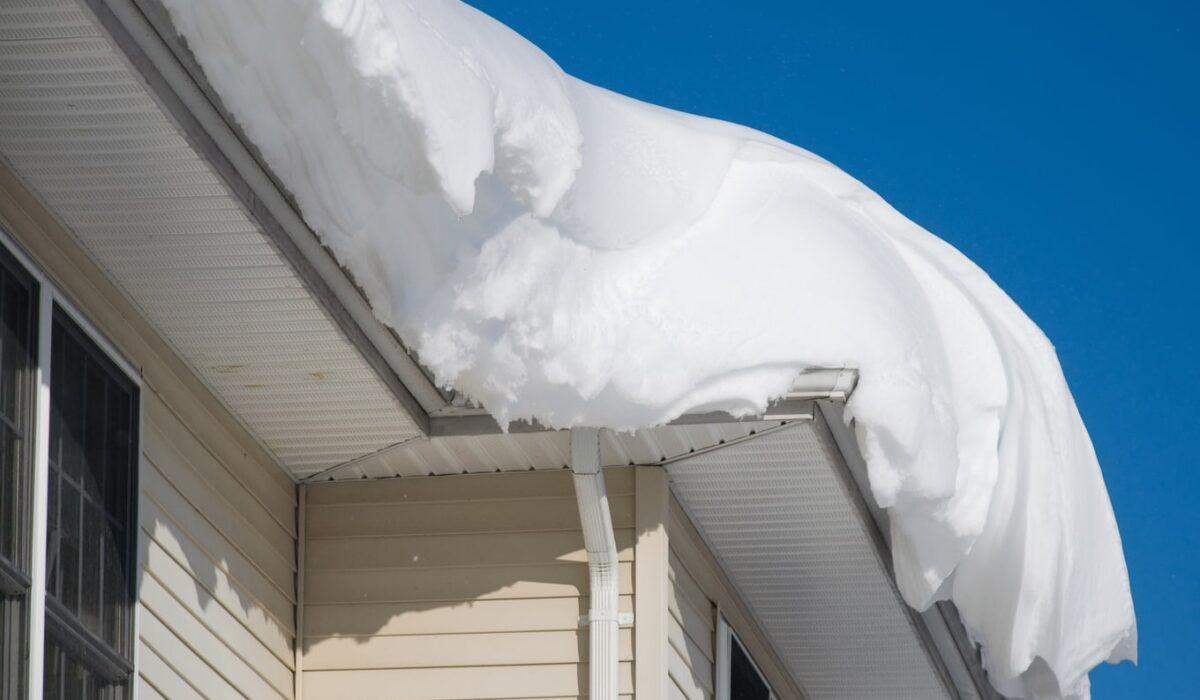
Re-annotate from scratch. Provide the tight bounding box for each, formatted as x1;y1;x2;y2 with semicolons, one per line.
0;0;423;476
667;420;954;700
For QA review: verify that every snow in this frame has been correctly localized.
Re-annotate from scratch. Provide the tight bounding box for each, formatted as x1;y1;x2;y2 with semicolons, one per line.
158;0;1136;696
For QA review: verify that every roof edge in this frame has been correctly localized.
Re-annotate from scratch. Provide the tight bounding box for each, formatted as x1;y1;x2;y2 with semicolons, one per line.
427;367;857;436
815;399;1005;700
85;0;450;433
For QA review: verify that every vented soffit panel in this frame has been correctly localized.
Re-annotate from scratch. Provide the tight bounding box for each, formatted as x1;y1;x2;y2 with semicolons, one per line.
666;417;959;700
0;0;428;477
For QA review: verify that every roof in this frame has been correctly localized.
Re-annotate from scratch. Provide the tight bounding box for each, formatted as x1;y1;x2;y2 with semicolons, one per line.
0;1;999;698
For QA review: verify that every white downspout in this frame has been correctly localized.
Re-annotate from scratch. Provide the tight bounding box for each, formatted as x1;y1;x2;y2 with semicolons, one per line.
571;427;622;700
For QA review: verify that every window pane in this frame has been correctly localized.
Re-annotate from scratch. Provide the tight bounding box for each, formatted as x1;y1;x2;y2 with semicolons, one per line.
57;482;80;616
59;327;84;484
43;635;129;700
46;467;59;600
83;358;107;502
45;308;137;697
0;594;27;699
0;428;20;571
103;384;129;525
80;502;103;635
730;636;771;700
102;528;123;653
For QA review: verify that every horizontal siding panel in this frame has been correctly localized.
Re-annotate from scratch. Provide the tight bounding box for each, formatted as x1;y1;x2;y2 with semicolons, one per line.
669;582;715;658
670;644;714;700
135;677;167;700
138;605;241;699
304;628;633;670
141;476;296;626
138;643;203;700
306;494;634;538
139;572;288;699
670;612;714;667
140;533;293;667
304;662;634;700
670;677;692;700
669;550;714;627
140;515;293;660
141;535;293;668
669;543;716;700
145;423;295;581
306;467;634;505
306;529;635;570
669;617;715;694
307;561;633;605
306;595;634;638
141;542;293;674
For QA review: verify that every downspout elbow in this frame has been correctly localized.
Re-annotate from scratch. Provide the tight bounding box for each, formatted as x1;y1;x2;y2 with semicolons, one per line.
571;427;621;700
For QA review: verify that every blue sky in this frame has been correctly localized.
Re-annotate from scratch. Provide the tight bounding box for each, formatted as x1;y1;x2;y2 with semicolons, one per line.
465;1;1198;696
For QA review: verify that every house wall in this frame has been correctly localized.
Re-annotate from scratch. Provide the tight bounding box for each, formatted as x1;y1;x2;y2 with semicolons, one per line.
300;467;637;699
1;153;801;700
137;394;297;699
0;165;299;698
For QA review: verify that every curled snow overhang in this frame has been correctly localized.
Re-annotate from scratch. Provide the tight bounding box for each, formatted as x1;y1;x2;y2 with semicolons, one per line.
85;0;1135;698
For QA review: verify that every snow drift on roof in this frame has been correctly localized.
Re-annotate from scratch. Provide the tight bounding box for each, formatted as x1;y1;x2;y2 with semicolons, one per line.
158;0;1135;696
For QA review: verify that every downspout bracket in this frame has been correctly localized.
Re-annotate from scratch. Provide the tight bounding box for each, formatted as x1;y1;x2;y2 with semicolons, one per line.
579;612;635;627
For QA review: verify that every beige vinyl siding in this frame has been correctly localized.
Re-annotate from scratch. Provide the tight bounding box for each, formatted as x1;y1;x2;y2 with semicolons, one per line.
140;484;296;698
0;164;298;698
134;334;298;699
302;468;637;700
668;548;716;700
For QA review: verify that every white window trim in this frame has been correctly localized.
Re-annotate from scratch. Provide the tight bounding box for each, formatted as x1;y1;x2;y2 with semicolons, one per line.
716;613;778;700
0;229;142;700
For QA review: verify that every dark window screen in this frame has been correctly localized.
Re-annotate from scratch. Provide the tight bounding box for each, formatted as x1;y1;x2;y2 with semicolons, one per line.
0;244;37;700
44;307;137;699
730;635;771;700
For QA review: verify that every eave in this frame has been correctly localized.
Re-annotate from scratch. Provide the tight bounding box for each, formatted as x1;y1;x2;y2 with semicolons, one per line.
0;2;1004;698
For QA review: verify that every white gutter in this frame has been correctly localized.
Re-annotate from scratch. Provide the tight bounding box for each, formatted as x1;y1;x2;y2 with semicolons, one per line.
430;366;858;435
571;427;624;700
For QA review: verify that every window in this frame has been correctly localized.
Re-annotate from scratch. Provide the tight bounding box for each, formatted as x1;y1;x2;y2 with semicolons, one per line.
716;616;776;700
43;309;138;698
0;235;139;700
0;245;37;700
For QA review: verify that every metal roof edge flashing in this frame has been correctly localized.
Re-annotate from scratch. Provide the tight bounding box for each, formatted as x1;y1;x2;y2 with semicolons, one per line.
786;366;858;400
429;367;857;437
84;0;448;434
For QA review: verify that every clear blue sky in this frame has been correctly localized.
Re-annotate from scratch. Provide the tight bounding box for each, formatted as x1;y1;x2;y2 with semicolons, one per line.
465;1;1197;696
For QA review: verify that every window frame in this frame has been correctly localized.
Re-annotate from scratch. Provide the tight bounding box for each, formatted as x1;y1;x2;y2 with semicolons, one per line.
716;614;778;700
0;229;142;700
